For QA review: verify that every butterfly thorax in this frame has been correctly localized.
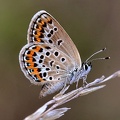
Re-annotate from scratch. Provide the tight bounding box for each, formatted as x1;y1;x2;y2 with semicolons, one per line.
69;62;92;85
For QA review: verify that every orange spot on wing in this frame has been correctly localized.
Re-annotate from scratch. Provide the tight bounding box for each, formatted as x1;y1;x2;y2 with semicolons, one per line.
26;51;35;57
33;46;41;52
38;20;45;26
34;32;43;42
27;66;35;69
30;69;45;82
31;68;39;74
34;34;40;38
41;21;45;26
47;17;51;23
36;31;41;36
37;75;45;82
27;63;34;67
36;46;41;51
37;75;44;82
35;37;41;42
26;58;34;63
36;26;42;31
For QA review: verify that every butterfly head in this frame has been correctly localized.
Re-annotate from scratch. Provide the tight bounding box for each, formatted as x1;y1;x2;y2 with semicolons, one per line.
80;48;110;81
81;61;92;77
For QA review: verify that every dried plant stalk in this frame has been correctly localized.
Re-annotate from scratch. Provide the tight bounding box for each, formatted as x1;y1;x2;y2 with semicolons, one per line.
25;70;120;120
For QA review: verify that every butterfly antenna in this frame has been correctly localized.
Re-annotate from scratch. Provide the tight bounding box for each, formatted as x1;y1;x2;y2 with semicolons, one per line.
85;48;110;63
88;57;110;63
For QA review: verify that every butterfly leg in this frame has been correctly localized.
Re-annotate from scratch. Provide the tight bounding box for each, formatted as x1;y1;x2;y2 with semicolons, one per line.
76;80;79;88
82;76;88;87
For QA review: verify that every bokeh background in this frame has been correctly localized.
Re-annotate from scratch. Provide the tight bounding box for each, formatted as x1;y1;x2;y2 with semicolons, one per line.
0;0;120;120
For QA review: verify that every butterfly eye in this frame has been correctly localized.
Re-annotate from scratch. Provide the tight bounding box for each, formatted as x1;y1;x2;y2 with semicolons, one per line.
85;64;88;71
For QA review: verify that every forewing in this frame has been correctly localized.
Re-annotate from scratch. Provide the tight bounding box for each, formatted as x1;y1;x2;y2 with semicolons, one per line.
27;10;81;67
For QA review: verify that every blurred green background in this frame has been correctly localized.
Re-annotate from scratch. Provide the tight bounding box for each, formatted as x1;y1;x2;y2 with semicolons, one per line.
0;0;120;120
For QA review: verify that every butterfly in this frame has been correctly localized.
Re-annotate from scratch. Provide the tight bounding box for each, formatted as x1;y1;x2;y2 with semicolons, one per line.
19;10;109;98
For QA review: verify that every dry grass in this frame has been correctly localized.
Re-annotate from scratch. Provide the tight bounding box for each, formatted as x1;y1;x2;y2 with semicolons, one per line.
24;70;120;120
